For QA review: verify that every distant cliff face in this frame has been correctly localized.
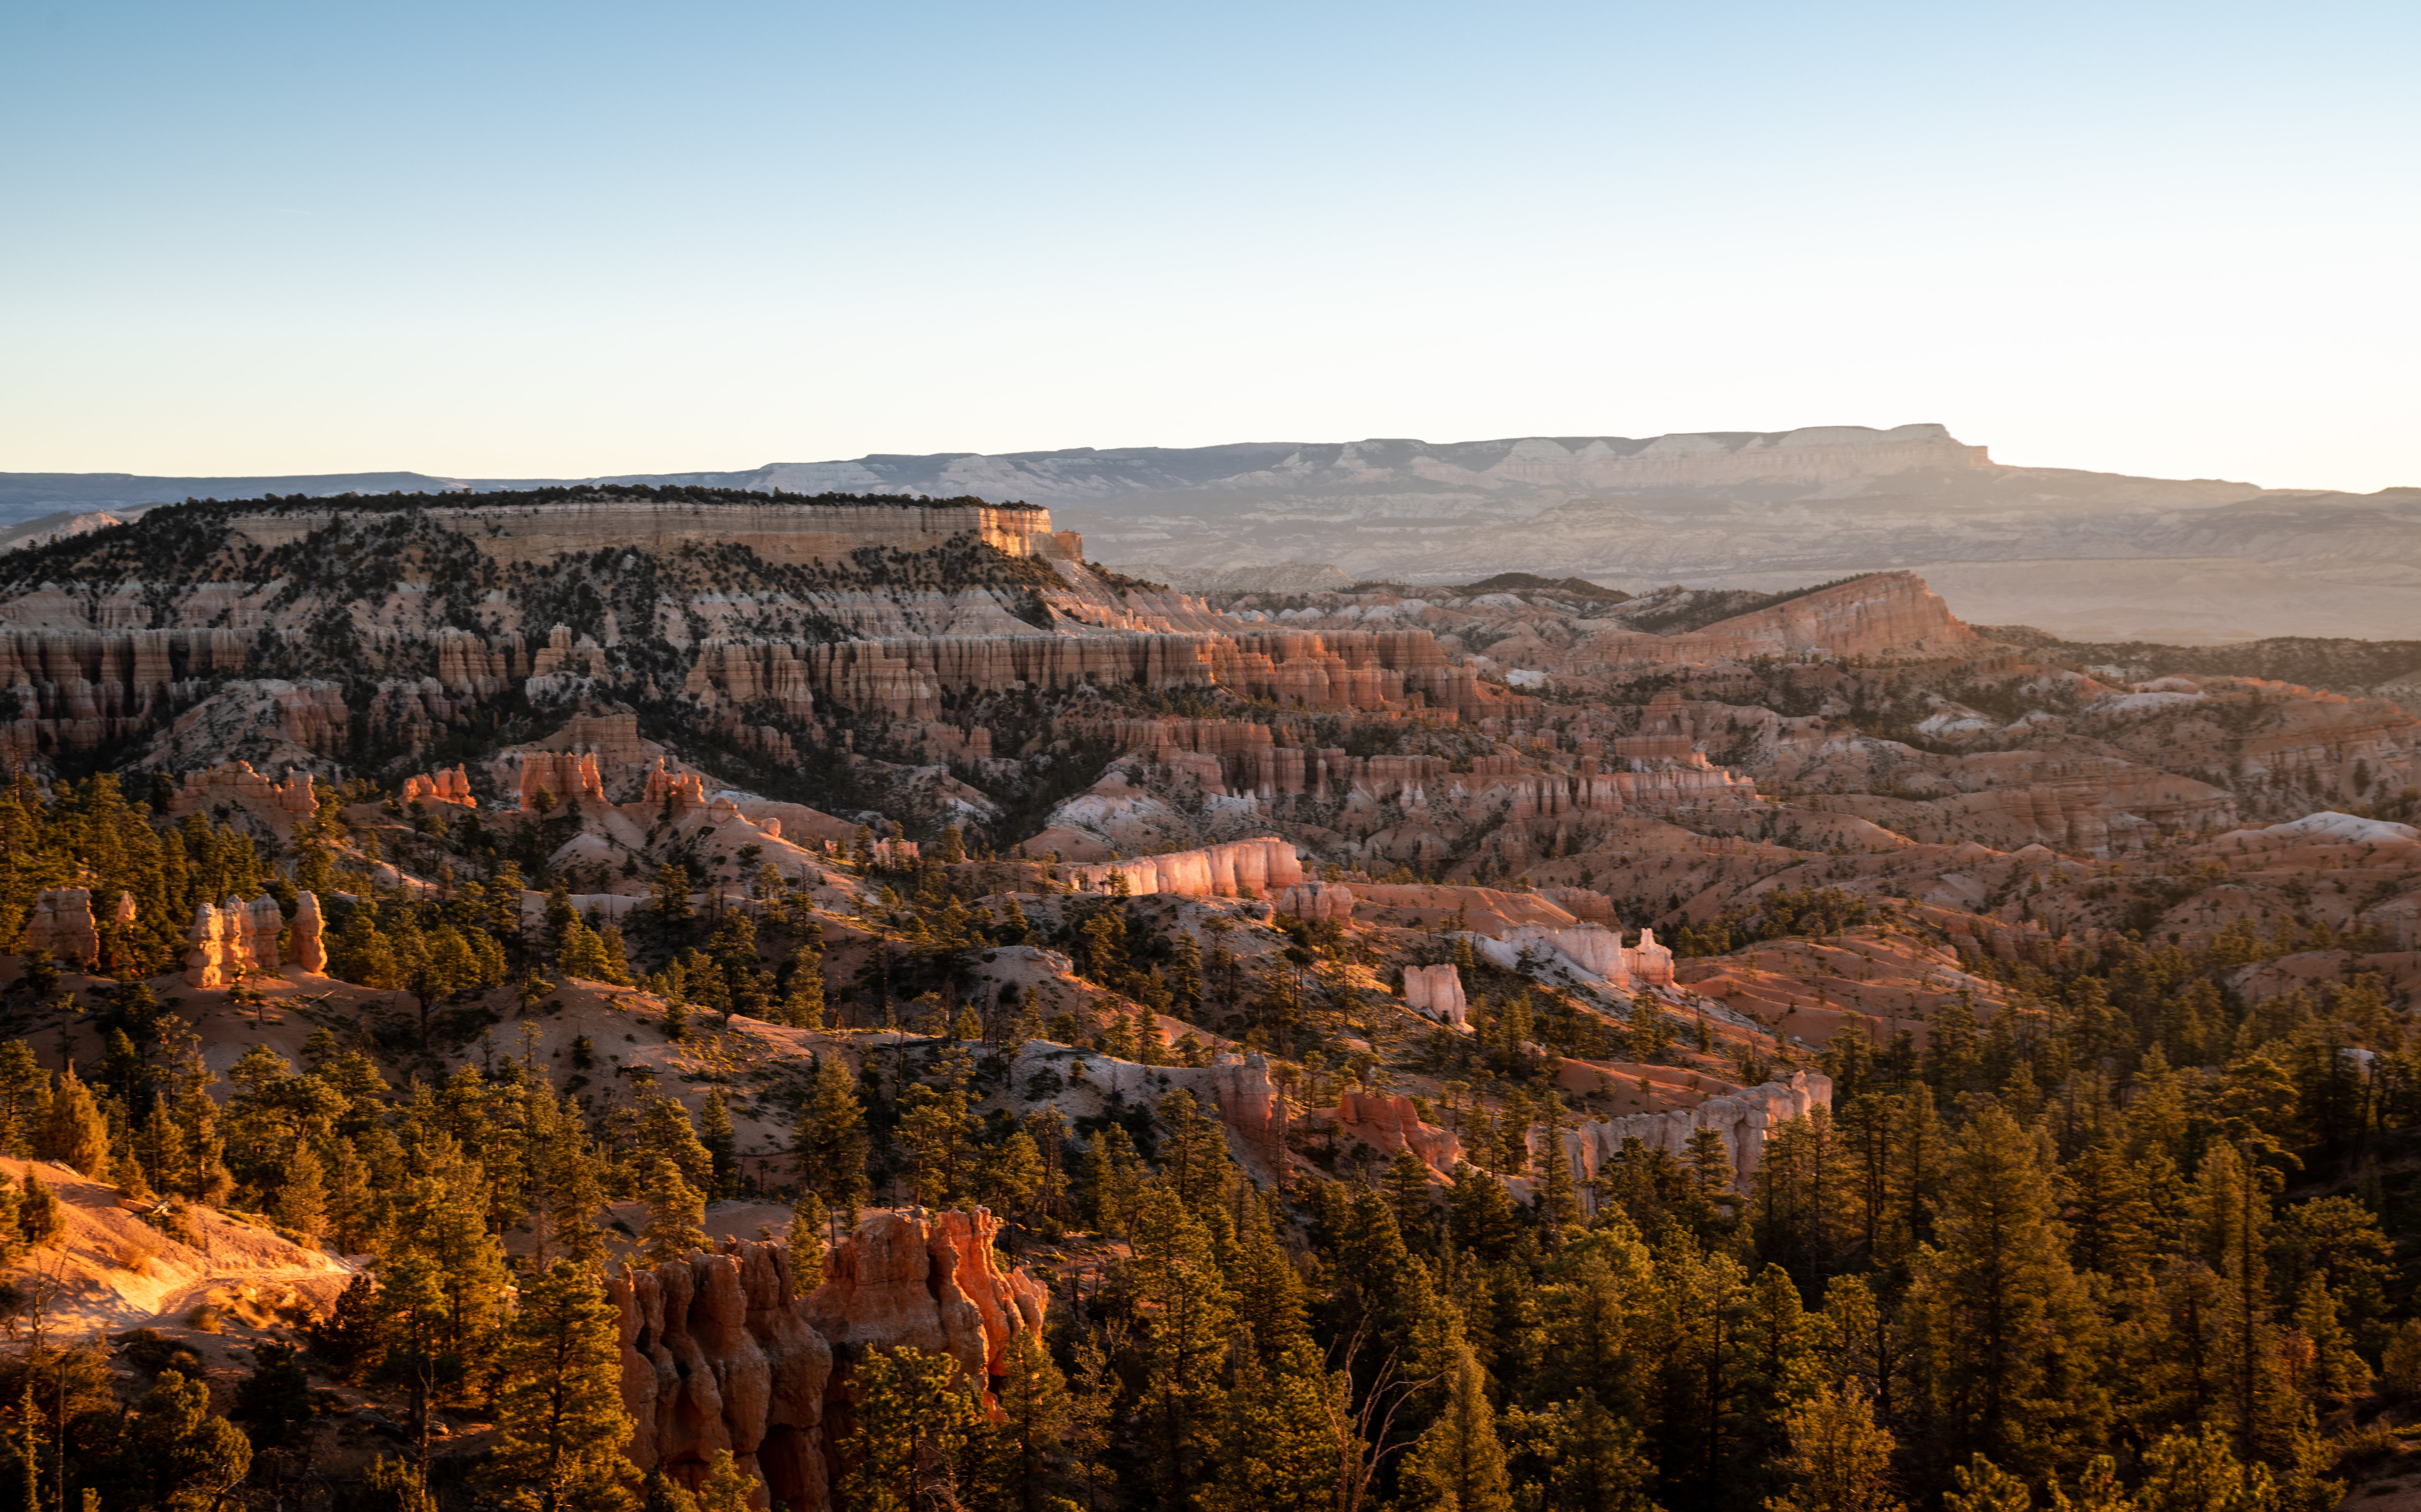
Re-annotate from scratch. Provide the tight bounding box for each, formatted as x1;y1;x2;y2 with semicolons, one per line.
218;495;1058;567
9;429;2417;638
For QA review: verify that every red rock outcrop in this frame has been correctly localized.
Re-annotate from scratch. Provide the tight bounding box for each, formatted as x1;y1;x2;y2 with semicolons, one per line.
182;893;286;988
1467;922;1675;989
0;627;255;757
400;765;476;807
1205;1053;1285;1167
799;623;1497;723
289;891;327;974
166;762;320;833
1565;1070;1833;1188
611;1239;834;1511
21;889;99;966
1060;837;1303;898
803;1208;1047;1391
183;903;234;989
1330;1090;1463;1171
518;750;604;809
1568;572;1979;668
686;641;818;719
642;759;710;812
1274;881;1354;921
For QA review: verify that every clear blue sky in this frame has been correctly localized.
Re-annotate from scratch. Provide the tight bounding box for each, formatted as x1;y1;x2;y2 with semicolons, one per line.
4;1;2415;490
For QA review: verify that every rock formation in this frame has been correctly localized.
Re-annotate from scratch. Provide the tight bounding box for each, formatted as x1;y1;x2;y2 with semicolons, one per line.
518;749;604;810
165;762;320;835
289;891;327;974
1061;837;1303;898
644;759;708;812
803;1207;1045;1391
21;888;98;967
1463;922;1675;989
400;765;476;807
610;1239;832;1511
1564;1070;1833;1190
1331;1090;1463;1171
1274;881;1354;921
1403;963;1469;1029
182;903;234;989
223;496;1056;567
182;893;291;987
1204;1052;1285;1168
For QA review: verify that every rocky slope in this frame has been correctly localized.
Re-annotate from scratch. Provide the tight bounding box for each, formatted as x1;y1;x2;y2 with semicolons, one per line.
3;488;2419;1508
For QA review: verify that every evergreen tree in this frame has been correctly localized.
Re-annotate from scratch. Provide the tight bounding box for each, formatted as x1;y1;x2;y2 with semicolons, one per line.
837;1345;980;1512
974;1328;1075;1512
688;1451;754;1512
698;1094;738;1200
794;1054;870;1223
1126;1181;1237;1505
1768;1381;1903;1512
1387;1146;1437;1250
482;1260;642;1512
41;1066;110;1179
1908;1106;2105;1481
1538;1391;1660;1512
789;1190;829;1291
1210;1334;1343;1512
1943;1456;2032;1512
15;1172;59;1248
1540;1092;1582;1236
277;1135;329;1239
639;1158;707;1264
1401;1344;1513;1512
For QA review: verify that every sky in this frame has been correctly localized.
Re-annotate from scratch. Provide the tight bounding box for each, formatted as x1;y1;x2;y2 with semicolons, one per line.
3;1;2417;491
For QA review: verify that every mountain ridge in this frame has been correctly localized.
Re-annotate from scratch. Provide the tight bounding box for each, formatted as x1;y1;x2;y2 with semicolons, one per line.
8;426;2417;639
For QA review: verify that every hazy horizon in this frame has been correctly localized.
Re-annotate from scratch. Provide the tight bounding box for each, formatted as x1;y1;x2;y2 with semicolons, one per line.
4;1;2415;492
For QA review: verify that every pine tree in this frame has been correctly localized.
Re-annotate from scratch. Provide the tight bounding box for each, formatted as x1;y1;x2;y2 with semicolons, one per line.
2132;1425;2285;1512
481;1260;642;1512
784;943;827;1029
1540;1227;1655;1417
1401;1343;1513;1512
277;1136;329;1239
837;1345;980;1512
16;1172;60;1247
1210;1334;1343;1512
1125;1181;1236;1504
688;1451;753;1512
639;1158;706;1265
1768;1381;1903;1512
1230;1202;1313;1366
697;1094;738;1200
794;1054;870;1223
975;1328;1075;1512
1943;1456;2032;1512
1643;1233;1753;1500
543;1099;612;1273
1908;1105;2105;1482
1540;1092;1581;1237
1386;1146;1436;1250
41;1067;110;1179
789;1191;829;1292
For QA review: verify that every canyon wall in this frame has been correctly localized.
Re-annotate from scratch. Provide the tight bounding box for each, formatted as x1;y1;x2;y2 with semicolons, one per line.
608;1213;1047;1512
1564;1069;1834;1190
219;497;1056;566
1060;837;1304;898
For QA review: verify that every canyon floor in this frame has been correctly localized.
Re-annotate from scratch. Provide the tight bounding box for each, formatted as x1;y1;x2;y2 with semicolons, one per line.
2;486;2418;1509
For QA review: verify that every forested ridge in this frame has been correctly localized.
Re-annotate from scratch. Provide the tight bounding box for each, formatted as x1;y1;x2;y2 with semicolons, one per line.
0;768;2416;1512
